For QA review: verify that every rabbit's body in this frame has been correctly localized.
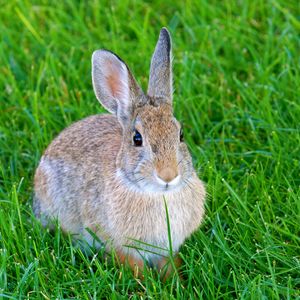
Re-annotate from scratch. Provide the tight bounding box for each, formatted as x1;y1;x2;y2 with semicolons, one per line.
34;113;205;262
34;28;206;276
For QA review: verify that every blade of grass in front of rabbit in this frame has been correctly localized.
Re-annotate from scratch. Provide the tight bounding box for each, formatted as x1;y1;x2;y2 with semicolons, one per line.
126;238;169;252
163;196;178;277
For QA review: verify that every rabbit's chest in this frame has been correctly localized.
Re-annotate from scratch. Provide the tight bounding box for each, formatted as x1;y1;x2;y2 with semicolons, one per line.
110;194;197;254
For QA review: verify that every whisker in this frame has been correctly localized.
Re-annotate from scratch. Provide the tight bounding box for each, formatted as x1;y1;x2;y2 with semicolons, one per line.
183;177;194;191
135;176;146;183
177;158;184;167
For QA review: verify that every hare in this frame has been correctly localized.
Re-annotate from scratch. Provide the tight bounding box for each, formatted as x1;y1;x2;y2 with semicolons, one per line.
33;28;206;278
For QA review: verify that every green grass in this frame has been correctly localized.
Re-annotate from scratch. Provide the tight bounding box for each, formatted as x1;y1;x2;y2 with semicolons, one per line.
1;0;300;298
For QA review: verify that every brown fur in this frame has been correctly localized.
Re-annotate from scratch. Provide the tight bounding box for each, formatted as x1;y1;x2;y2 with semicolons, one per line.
33;28;206;280
116;249;145;279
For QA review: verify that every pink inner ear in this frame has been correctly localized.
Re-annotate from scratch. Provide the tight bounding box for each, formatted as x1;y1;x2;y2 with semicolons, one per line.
107;73;121;98
105;60;124;99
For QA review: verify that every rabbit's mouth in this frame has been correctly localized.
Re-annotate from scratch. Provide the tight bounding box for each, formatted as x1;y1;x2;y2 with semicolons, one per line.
116;168;184;194
146;175;184;193
154;172;181;189
139;172;184;194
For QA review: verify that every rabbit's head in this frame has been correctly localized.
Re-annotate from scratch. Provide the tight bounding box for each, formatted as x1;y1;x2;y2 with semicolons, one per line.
92;28;195;193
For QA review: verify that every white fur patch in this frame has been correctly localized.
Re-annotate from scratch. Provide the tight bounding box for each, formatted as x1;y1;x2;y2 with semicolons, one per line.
116;168;184;196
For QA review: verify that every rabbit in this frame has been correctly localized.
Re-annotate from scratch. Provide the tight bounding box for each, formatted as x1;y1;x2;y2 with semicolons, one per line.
33;27;206;279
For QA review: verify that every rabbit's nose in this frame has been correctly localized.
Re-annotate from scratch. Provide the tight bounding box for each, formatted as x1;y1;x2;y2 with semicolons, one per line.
157;167;178;183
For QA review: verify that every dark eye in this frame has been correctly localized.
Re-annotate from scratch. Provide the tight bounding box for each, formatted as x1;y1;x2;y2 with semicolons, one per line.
133;130;143;147
180;127;184;142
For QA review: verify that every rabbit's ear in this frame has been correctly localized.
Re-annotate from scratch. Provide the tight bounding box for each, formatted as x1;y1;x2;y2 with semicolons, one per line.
92;50;143;124
147;28;173;105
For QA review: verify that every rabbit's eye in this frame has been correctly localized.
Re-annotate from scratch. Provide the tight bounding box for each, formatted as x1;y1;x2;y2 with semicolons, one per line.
133;130;143;147
180;128;184;142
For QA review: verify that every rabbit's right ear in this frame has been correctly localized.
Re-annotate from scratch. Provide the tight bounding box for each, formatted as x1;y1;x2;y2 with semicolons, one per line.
147;28;173;105
92;50;144;125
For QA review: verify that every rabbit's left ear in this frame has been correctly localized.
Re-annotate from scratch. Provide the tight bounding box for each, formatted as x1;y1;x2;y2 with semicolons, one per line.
92;49;144;125
147;28;173;105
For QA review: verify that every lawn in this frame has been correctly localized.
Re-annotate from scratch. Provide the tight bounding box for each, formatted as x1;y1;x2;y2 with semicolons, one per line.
0;0;299;299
